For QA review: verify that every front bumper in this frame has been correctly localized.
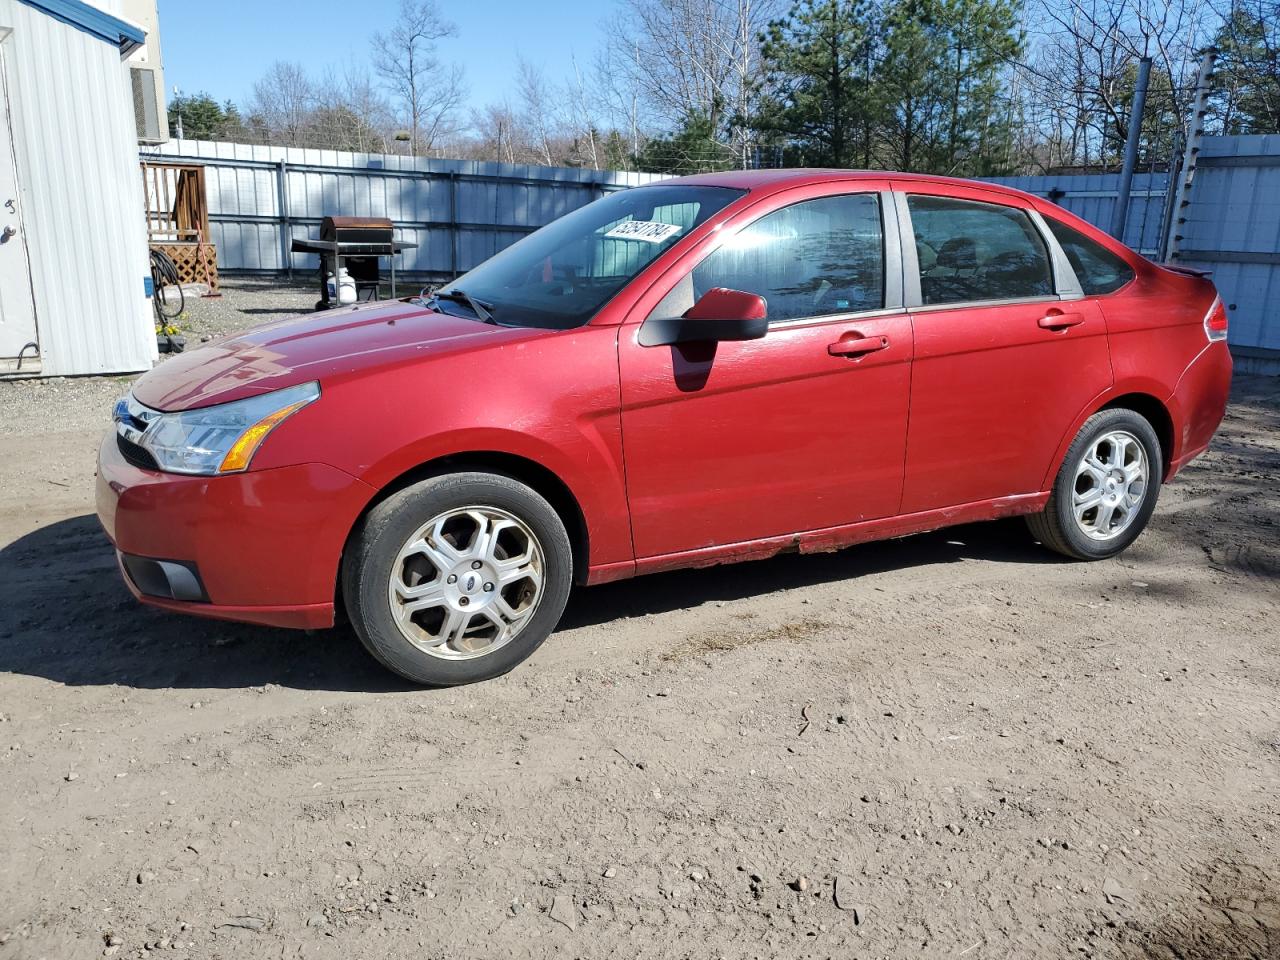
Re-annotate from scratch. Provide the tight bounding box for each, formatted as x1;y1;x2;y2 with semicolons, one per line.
97;433;376;630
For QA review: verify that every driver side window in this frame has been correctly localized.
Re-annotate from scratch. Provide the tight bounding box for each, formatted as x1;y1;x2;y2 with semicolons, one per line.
655;193;885;324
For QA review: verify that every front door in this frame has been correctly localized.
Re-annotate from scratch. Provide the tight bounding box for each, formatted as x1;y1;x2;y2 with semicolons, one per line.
0;51;36;369
619;187;914;560
895;184;1113;513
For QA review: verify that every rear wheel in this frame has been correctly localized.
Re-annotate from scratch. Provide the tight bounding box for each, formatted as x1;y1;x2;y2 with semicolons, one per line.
343;472;573;686
1027;408;1162;560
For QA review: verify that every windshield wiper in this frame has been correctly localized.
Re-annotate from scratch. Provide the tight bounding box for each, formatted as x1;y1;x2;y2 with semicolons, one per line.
431;288;495;323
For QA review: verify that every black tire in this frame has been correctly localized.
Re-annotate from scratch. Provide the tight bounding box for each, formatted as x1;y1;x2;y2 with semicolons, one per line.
342;472;573;686
1026;408;1163;560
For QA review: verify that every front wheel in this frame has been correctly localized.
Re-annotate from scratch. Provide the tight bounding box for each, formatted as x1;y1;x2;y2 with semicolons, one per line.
1026;408;1163;560
342;472;573;686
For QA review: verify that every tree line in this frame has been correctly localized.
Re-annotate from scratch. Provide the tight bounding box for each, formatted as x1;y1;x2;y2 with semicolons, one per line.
168;0;1280;176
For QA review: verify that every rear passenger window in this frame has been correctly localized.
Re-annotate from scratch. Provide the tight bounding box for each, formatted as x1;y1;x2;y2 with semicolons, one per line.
687;193;885;322
907;195;1054;306
1044;218;1135;295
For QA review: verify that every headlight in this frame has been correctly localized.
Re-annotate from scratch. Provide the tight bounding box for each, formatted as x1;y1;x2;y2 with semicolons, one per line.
120;382;320;475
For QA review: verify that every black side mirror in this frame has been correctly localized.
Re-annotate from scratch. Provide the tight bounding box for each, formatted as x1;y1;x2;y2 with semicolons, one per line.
639;287;769;347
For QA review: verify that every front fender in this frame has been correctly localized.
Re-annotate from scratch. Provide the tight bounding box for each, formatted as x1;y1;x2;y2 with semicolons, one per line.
354;423;632;571
257;325;633;572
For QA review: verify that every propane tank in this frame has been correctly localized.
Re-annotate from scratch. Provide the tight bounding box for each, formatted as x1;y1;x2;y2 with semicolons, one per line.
326;268;357;305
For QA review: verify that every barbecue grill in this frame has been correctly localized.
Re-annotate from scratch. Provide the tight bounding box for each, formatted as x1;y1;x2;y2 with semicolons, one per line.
291;216;418;309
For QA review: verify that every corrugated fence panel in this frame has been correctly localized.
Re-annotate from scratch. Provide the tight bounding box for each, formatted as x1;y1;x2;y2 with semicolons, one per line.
1175;135;1280;354
146;140;661;280
143;138;1276;360
984;171;1170;254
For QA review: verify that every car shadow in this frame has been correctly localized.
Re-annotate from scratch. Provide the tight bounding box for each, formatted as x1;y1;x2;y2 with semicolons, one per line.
0;513;1059;693
560;518;1059;629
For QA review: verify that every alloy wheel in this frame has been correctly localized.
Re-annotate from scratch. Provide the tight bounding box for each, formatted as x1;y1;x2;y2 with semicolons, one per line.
1071;430;1149;541
387;506;546;659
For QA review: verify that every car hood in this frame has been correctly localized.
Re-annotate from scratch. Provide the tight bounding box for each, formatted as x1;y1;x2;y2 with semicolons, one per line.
132;299;551;411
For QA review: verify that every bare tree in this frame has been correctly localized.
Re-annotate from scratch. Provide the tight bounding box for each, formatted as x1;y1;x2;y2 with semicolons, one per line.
1017;0;1216;168
560;56;603;169
313;67;395;153
603;0;782;164
469;102;526;163
516;58;559;166
245;61;316;147
372;0;467;155
593;43;648;162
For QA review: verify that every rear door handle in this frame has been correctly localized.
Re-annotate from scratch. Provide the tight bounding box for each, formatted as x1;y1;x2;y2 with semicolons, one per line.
829;334;890;357
1038;311;1085;330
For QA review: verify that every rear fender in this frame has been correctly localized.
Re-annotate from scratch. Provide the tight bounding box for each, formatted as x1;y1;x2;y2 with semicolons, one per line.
1040;379;1183;490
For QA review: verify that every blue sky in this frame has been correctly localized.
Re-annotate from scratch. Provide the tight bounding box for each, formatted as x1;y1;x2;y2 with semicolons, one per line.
157;0;608;114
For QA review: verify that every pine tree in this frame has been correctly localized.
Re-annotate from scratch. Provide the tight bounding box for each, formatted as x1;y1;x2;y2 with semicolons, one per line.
635;113;737;174
756;0;882;168
1213;1;1280;135
877;0;945;171
878;0;1021;173
168;93;245;141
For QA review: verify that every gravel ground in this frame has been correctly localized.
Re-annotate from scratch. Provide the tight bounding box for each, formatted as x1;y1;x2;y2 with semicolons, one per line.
0;281;1277;959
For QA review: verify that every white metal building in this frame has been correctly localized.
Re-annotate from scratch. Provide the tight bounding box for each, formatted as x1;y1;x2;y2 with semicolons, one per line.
0;0;156;376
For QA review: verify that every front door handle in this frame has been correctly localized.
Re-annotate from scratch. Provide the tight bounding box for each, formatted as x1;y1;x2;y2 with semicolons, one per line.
829;333;890;357
1038;311;1085;330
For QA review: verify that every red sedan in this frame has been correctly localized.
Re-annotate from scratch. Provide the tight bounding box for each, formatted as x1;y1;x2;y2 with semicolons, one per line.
98;171;1232;685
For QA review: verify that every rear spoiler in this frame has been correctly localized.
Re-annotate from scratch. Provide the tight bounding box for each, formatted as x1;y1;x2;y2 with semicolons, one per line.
1159;262;1213;279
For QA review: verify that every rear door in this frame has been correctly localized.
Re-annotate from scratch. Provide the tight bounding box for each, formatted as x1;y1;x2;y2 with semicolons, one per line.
893;182;1112;513
618;182;914;559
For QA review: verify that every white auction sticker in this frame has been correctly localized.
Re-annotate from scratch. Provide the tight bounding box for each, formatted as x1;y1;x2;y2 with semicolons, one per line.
603;220;683;243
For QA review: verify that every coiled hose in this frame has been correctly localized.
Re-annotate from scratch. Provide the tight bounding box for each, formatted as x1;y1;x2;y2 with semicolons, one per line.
150;248;184;325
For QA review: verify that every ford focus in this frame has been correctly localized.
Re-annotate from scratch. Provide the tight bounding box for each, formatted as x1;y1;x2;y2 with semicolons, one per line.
97;171;1232;685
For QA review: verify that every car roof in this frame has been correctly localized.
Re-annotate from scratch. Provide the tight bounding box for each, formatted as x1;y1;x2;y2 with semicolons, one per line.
645;168;1040;205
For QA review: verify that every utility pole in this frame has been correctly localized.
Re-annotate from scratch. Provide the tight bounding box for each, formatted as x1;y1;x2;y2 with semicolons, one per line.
1111;57;1152;242
1163;49;1217;262
173;86;184;140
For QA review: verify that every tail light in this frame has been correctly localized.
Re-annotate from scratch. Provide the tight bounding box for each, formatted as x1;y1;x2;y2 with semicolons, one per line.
1203;299;1228;342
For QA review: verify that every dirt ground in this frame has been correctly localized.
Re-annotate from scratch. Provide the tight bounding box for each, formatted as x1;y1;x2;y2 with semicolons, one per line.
1;280;1278;959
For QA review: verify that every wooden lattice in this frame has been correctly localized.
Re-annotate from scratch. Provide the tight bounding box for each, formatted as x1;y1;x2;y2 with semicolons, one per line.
151;241;220;292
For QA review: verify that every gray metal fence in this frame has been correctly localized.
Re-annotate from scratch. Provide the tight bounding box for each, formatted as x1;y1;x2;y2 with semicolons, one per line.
145;140;662;280
1171;134;1280;369
147;136;1277;368
152;141;1174;272
983;171;1170;256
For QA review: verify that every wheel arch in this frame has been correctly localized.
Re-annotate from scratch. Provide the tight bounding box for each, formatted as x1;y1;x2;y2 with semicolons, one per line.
339;451;593;602
1100;393;1175;476
1042;386;1180;490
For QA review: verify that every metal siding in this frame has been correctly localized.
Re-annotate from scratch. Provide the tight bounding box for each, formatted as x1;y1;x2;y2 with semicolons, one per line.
1;0;155;375
150;140;1276;356
148;139;661;278
984;171;1169;254
1176;135;1280;353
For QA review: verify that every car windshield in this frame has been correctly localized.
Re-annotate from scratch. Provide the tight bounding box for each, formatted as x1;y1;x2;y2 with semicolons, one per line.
433;184;745;329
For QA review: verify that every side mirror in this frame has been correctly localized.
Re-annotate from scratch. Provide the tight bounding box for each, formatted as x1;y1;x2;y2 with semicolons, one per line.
639;287;769;347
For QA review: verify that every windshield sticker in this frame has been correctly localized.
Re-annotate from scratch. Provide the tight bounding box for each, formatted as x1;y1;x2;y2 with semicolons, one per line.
603;220;684;244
